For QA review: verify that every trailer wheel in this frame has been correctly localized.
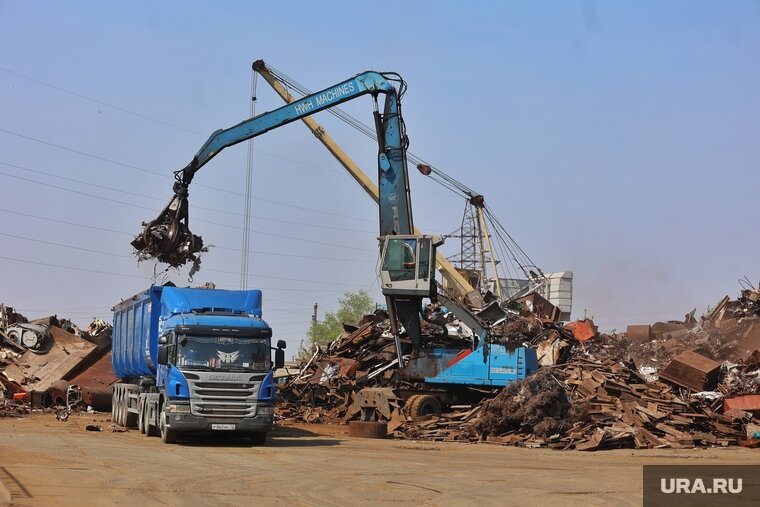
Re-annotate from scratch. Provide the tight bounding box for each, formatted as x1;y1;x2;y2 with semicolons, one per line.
137;397;146;434
119;385;138;428
348;421;388;439
124;404;138;428
248;432;267;446
145;399;158;437
111;386;119;425
159;404;177;444
405;394;442;421
113;385;126;427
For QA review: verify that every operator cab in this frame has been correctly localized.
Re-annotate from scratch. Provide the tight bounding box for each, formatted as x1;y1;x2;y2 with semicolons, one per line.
379;235;443;297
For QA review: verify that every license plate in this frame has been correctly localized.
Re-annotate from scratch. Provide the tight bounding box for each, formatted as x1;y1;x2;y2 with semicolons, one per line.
211;424;236;431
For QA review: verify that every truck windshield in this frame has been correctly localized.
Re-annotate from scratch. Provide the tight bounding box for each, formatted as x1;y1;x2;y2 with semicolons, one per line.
176;336;270;371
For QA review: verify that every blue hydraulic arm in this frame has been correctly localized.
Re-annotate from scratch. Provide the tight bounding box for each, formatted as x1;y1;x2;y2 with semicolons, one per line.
132;62;413;267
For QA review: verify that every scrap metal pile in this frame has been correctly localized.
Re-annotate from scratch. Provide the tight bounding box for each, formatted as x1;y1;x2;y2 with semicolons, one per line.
277;309;472;423
0;303;116;418
277;286;760;450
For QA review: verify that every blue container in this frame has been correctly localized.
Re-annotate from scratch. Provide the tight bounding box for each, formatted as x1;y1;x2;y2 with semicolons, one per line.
111;286;264;379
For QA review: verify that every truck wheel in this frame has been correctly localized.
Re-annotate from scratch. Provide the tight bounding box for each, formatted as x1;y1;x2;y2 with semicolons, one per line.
145;402;158;437
111;387;119;425
122;386;138;428
159;408;177;444
248;432;267;445
137;397;146;434
113;386;126;427
348;421;388;439
125;407;138;428
405;394;442;421
247;431;267;445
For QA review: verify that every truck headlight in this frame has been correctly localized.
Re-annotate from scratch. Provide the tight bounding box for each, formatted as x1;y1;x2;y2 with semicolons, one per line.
257;406;274;416
167;404;191;413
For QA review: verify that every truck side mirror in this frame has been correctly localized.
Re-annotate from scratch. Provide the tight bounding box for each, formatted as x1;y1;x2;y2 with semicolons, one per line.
274;348;285;370
157;344;168;365
277;339;286;349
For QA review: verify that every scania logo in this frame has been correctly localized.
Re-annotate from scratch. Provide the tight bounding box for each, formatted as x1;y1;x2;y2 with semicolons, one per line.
208;373;242;381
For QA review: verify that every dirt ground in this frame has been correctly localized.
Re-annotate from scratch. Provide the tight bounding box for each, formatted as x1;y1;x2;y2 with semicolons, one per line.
0;413;757;507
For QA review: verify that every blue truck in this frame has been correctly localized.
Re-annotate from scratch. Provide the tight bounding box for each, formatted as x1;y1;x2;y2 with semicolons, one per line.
111;285;285;444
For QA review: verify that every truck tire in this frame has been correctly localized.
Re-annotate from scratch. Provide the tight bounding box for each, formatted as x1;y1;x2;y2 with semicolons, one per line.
111;387;119;425
124;407;138;428
348;421;388;439
405;394;442;421
145;404;159;437
248;432;267;445
113;385;126;427
159;405;177;444
137;397;146;434
123;386;138;428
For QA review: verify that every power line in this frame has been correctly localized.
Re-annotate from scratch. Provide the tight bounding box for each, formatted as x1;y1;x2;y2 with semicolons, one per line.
0;207;131;236
0;130;375;224
0;66;358;179
0;254;356;294
0;255;144;279
0;174;376;251
2;230;369;287
0;207;376;260
0;232;132;259
0;162;375;233
0;127;168;178
0;66;205;135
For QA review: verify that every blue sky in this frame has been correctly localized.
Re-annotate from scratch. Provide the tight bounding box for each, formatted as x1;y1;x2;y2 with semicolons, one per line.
0;1;758;350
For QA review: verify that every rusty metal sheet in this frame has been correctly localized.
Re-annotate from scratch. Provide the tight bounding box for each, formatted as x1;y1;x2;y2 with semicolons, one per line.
626;325;652;344
536;333;564;366
563;319;598;342
1;326;97;391
0;372;25;394
651;322;688;340
516;293;560;322
705;295;731;322
659;350;721;391
723;395;760;414
661;329;689;341
66;350;118;389
337;358;359;378
394;349;461;380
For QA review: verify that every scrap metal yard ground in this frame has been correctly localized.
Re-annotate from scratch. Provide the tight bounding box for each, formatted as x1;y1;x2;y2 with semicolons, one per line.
0;414;756;506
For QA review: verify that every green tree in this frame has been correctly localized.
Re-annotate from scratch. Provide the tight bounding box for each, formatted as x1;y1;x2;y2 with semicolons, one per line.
300;290;376;358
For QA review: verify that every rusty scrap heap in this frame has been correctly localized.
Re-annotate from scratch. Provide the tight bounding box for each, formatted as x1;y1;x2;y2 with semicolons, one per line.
0;304;116;418
278;286;760;450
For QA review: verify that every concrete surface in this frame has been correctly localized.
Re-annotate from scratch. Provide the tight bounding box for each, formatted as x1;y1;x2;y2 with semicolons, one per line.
0;413;757;506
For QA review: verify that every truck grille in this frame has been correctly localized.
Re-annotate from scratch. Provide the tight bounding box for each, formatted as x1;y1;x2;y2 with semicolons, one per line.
187;379;260;418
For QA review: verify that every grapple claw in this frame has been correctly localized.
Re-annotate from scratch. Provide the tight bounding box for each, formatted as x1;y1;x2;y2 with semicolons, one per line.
131;190;204;268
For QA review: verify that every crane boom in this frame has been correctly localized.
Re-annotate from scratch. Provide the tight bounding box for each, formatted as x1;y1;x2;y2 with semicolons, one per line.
252;60;484;306
132;66;412;267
